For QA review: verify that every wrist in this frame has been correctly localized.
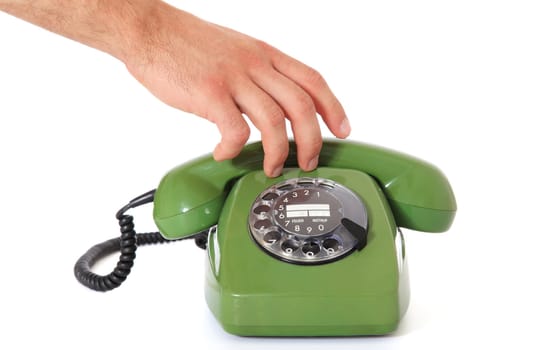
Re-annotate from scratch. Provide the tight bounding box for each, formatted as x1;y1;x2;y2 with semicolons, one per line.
104;0;163;63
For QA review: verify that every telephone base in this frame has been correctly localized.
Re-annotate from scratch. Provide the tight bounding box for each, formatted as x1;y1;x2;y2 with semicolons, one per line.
203;169;410;337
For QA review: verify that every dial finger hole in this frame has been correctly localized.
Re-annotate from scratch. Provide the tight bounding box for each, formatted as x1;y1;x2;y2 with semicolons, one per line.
263;230;281;244
262;192;279;201
302;241;320;257
281;239;300;254
253;219;272;230
318;182;335;190
253;205;271;215
297;179;314;186
323;238;340;254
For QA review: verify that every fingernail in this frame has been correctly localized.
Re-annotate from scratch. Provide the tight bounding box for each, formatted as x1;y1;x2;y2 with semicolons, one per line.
307;155;319;171
270;166;283;178
339;118;351;138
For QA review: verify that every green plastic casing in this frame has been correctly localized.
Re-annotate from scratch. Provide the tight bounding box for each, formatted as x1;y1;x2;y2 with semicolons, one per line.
152;140;457;336
206;168;408;335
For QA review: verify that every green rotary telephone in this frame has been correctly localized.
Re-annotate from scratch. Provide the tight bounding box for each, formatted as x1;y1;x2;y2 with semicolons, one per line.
75;140;456;336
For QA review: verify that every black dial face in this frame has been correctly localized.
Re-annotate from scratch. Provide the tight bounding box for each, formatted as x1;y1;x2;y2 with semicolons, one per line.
248;177;368;265
273;188;342;235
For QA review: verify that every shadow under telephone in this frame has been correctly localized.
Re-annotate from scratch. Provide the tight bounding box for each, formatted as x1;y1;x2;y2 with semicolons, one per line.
74;140;456;336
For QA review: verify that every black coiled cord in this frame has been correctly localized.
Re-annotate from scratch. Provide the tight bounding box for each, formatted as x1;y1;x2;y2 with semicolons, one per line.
74;189;208;292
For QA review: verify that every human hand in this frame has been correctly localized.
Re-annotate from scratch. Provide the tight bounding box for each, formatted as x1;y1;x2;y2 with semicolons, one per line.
124;3;350;177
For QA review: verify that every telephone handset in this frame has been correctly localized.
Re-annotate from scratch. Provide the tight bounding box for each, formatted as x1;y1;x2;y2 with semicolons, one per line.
154;139;455;237
75;139;456;336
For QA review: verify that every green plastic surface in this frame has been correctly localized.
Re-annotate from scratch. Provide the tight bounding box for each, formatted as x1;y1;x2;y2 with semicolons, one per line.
153;140;457;239
205;168;408;336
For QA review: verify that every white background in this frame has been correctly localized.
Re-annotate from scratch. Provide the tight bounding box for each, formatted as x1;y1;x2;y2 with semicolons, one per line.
1;1;544;349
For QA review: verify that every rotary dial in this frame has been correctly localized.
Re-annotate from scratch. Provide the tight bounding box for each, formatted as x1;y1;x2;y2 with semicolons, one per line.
248;177;368;265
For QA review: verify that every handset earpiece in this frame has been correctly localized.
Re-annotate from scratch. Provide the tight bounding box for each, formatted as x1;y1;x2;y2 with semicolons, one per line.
316;141;456;232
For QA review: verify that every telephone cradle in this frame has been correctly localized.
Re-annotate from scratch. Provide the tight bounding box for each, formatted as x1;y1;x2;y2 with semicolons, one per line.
75;139;456;337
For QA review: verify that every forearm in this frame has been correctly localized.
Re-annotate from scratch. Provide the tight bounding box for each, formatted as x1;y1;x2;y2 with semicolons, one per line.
0;0;159;61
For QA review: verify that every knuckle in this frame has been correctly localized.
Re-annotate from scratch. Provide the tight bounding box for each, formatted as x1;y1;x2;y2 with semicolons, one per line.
261;102;286;128
254;40;278;58
293;92;316;117
224;122;250;145
268;109;286;128
245;54;267;72
303;67;326;86
241;47;269;72
255;39;273;52
235;125;251;143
